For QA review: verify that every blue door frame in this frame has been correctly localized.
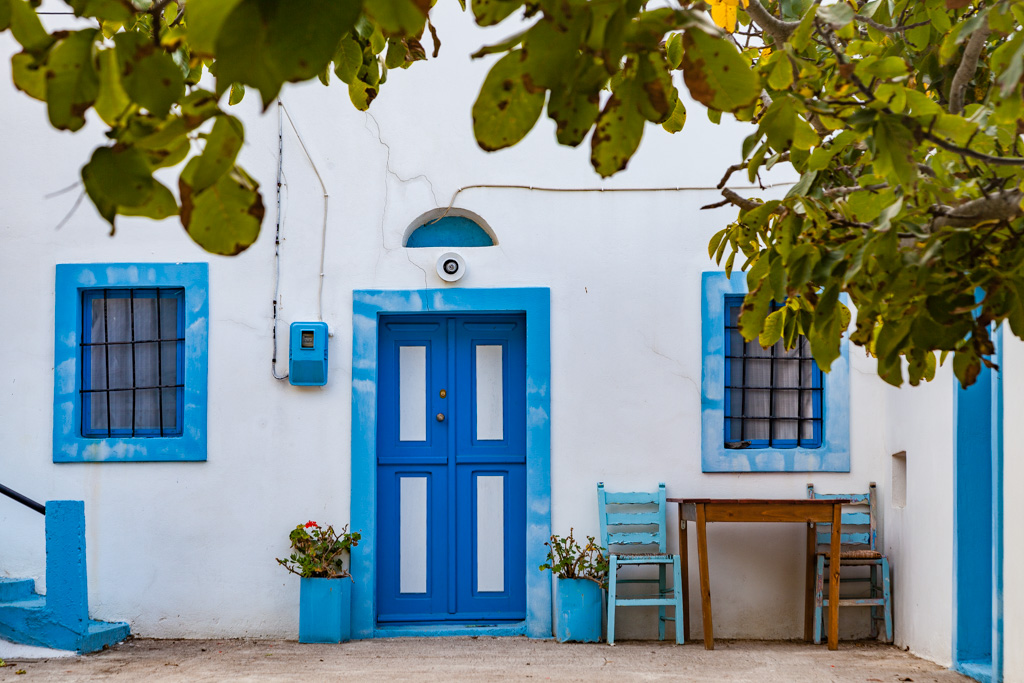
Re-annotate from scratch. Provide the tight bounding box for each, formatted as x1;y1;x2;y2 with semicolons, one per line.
953;327;1004;683
350;289;551;639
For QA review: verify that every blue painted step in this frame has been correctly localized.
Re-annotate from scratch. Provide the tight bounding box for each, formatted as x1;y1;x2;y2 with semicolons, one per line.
0;578;35;602
0;589;129;653
0;501;130;653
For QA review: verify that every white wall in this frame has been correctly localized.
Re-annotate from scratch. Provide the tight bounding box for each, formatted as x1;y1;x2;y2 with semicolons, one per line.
1002;335;1023;682
0;4;964;647
880;370;955;666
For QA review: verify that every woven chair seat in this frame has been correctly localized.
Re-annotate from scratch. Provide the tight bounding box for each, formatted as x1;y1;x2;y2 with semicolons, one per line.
817;548;883;559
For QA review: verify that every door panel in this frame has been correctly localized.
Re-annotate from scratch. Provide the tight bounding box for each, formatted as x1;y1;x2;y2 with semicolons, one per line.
376;314;526;624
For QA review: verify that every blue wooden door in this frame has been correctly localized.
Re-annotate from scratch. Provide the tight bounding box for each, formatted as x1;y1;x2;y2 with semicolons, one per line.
376;314;526;624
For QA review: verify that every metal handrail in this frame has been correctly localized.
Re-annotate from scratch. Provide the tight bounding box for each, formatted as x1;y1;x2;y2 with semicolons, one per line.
0;483;45;515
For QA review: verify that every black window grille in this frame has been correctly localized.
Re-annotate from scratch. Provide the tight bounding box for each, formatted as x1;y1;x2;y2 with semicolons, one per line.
724;297;823;449
80;288;185;437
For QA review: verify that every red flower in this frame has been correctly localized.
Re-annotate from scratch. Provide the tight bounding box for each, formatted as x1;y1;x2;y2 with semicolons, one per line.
305;521;318;528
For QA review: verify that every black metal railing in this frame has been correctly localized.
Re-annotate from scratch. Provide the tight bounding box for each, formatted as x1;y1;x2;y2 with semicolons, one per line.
0;483;45;515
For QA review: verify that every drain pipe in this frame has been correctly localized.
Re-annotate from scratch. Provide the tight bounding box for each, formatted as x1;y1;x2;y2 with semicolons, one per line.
271;98;288;380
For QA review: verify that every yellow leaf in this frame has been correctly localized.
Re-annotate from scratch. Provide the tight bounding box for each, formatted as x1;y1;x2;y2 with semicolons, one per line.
711;2;737;32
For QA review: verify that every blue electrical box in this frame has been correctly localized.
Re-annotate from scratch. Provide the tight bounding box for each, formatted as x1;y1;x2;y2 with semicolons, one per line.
289;322;329;386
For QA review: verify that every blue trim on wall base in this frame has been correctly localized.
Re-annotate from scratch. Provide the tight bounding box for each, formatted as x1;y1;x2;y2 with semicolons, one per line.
350;288;552;640
52;263;209;463
700;272;851;472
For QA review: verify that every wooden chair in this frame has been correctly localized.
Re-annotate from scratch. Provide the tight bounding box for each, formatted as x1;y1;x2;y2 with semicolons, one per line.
597;482;684;645
807;482;893;643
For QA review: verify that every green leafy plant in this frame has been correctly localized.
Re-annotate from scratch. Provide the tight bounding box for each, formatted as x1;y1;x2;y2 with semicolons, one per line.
539;529;608;587
276;520;361;579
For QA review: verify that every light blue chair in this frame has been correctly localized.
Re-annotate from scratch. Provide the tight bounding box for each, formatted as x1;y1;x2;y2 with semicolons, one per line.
597;482;684;645
808;482;893;643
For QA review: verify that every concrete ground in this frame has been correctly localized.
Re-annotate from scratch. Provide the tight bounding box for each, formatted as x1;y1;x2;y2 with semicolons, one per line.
0;637;971;682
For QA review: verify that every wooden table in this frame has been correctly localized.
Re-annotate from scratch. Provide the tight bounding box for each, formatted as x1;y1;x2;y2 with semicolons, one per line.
668;498;847;651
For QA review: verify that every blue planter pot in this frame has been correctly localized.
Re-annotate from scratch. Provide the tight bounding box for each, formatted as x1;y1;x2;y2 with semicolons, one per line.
299;577;351;643
554;578;603;643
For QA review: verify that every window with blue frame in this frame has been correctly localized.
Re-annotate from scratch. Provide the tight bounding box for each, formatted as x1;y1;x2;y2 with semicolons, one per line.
724;296;823;449
701;272;850;473
81;288;185;438
53;263;209;462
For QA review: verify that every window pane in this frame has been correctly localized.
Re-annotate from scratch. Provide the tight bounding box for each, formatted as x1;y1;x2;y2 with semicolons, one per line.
399;346;427;442
476;345;504;441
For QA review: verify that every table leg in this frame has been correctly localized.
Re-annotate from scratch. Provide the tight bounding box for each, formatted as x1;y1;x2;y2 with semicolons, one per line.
679;510;690;643
696;503;713;650
804;522;815;642
828;503;841;650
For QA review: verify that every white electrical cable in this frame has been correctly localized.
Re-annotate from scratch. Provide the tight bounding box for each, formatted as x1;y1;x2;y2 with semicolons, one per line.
280;103;329;323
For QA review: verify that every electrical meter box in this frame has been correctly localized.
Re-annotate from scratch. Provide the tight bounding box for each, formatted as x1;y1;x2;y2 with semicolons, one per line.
289;322;328;386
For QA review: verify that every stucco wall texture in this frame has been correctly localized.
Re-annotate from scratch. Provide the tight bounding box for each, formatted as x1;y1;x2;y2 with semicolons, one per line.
0;4;1018;675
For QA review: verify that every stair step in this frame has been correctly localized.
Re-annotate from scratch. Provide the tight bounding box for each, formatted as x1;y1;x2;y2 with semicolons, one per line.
78;620;130;653
0;578;36;602
0;595;46;610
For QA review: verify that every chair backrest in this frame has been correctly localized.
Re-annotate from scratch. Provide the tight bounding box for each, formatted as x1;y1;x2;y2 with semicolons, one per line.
806;482;878;551
597;482;667;554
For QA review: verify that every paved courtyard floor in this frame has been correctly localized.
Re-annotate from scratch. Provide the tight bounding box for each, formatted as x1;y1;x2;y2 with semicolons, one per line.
0;637;971;682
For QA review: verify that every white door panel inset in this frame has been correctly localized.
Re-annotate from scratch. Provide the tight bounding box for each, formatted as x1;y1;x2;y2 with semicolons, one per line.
476;475;505;593
476;345;504;441
399;346;426;442
399;477;428;594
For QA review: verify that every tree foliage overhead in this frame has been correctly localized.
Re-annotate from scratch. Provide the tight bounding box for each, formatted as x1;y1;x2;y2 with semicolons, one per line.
4;0;1024;388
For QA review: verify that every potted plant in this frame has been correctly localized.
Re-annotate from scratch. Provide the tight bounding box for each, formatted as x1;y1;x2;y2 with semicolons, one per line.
540;529;608;643
277;521;361;643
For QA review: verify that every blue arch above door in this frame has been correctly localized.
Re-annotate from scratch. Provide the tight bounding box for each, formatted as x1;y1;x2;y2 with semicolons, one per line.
350;288;551;639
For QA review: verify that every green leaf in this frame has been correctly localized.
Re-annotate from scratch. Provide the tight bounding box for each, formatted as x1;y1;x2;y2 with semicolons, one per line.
119;180;178;220
872;117;916;185
333;34;363;84
10;0;53;54
114;32;184;118
67;0;134;23
758;97;817;152
759;307;785;347
547;85;600;147
94;48;130;126
472;51;545;151
522;15;586;91
471;0;523;27
590;92;644;177
216;0;362;108
348;77;378;110
180;160;265;255
666;33;683;69
11;51;46;100
228;82;245;105
680;29;759;113
45;29;99;131
364;0;429;35
191;115;244;193
81;146;157;213
738;282;774;341
0;0;10;31
817;2;854;29
661;96;686;133
186;0;246;58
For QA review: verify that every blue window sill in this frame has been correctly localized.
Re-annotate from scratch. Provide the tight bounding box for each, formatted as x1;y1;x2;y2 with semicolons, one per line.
701;271;850;473
53;263;209;463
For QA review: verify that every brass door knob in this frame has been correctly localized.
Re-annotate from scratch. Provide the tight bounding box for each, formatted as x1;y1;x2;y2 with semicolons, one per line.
436;413;445;422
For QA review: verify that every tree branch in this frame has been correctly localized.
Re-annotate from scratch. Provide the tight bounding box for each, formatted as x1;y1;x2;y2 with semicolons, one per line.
949;23;991;115
823;183;888;198
932;190;1024;230
718;188;763;212
920;130;1024;166
745;0;799;45
854;16;931;34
